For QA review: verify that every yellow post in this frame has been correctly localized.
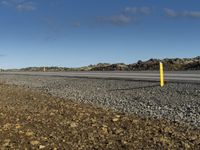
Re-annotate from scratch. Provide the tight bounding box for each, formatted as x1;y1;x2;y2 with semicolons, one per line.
159;62;164;87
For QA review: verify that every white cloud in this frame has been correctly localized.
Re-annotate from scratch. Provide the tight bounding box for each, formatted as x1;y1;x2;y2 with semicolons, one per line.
95;6;152;26
97;14;132;26
16;1;36;11
183;11;200;18
124;6;152;15
1;0;10;6
164;8;200;19
164;8;177;17
1;0;37;11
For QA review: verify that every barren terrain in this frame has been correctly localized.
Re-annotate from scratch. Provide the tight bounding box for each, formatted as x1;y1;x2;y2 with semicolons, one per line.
0;83;200;149
0;74;199;128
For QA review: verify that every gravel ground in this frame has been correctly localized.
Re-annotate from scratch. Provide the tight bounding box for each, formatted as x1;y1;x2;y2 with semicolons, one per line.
0;83;200;149
0;74;200;128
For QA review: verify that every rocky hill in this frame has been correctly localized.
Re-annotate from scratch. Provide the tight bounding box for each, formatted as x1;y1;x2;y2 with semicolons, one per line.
91;56;200;71
4;56;200;72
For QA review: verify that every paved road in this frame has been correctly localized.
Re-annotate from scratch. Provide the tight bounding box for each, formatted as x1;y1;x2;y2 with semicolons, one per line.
1;71;200;82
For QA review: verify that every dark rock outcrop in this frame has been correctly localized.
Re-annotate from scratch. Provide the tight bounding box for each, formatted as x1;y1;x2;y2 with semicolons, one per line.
5;56;200;72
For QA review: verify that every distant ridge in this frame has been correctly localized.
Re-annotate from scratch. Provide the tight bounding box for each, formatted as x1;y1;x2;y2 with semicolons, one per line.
3;56;200;72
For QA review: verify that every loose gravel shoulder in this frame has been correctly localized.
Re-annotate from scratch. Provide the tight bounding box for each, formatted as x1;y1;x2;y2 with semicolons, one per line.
0;82;200;149
0;74;200;128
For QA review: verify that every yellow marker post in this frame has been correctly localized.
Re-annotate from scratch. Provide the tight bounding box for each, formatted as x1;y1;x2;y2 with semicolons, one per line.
159;62;164;87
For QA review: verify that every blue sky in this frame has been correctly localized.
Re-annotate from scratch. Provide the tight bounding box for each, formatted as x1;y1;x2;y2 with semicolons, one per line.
0;0;200;69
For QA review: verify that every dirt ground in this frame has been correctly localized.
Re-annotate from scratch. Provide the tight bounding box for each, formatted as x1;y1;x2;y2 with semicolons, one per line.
0;82;199;149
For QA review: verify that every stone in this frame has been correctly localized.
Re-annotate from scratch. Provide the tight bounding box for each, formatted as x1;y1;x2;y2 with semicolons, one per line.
30;140;39;145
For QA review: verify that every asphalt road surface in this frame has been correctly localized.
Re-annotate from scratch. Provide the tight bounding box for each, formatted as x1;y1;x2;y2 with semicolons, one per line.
1;71;200;82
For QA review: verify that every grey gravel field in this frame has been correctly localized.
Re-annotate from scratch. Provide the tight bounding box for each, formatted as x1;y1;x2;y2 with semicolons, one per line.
0;74;200;128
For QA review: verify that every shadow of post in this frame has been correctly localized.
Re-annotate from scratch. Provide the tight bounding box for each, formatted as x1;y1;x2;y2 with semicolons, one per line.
108;84;160;91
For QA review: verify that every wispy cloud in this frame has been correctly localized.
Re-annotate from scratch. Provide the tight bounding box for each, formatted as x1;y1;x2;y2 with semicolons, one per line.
1;0;9;6
124;6;152;15
16;1;36;11
96;6;152;26
164;8;177;17
164;8;200;19
96;14;132;26
1;0;37;11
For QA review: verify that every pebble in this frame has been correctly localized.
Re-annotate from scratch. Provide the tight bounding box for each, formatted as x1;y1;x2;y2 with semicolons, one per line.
39;145;46;149
30;140;39;145
26;131;34;136
112;118;119;122
0;75;199;128
70;122;78;128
